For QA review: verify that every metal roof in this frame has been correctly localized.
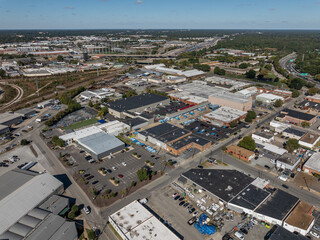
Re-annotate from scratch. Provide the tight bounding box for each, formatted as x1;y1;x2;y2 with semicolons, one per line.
0;170;63;234
77;132;124;155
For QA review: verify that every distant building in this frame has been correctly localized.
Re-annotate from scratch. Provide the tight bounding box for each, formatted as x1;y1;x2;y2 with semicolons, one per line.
226;145;255;162
282;128;306;140
37;99;55;109
278;108;317;126
109;200;181;240
303;152;320;175
256;93;284;104
0;112;23;126
107;93;170;118
252;132;274;143
305;94;320;104
202;107;247;127
15;108;38;118
208;92;252;112
299;132;320;149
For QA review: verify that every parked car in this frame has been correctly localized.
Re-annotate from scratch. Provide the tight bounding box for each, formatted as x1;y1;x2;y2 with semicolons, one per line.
240;228;248;235
193;211;198;217
112;166;117;171
118;174;124;178
179;201;185;206
189;208;195;214
172;192;178;198
264;165;271;169
92;181;99;185
183;202;189;208
174;195;180;200
179;197;184;201
310;231;319;238
84;206;90;214
188;217;197;225
197;165;203;169
122;162;127;166
106;169;112;173
282;184;289;189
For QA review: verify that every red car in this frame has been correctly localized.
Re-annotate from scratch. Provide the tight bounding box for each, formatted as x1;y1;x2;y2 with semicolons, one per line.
118;174;124;178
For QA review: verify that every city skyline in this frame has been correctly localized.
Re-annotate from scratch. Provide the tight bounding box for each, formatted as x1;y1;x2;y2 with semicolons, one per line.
0;0;320;29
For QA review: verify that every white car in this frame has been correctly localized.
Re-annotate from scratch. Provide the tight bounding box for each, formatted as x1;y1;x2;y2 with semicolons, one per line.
310;231;320;238
122;162;127;166
112;166;117;171
84;207;90;214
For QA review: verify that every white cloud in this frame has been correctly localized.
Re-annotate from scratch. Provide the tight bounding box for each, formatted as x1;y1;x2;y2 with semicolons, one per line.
136;0;143;4
64;6;75;9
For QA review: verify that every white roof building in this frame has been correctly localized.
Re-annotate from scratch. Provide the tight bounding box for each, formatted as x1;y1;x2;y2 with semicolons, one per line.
109;200;181;240
202;107;246;126
303;152;320;174
256;93;284;104
236;87;258;97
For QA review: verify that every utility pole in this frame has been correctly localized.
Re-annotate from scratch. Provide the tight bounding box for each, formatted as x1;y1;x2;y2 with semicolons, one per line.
303;177;310;191
35;77;39;96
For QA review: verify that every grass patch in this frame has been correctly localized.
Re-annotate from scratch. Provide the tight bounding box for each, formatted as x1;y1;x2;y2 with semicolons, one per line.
62;118;98;130
108;223;122;240
0;84;18;104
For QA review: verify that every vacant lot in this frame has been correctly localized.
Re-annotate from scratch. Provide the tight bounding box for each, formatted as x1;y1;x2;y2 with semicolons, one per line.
62;117;98;130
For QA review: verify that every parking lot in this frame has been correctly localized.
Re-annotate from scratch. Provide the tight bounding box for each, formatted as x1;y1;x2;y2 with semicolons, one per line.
184;120;245;143
60;144;166;193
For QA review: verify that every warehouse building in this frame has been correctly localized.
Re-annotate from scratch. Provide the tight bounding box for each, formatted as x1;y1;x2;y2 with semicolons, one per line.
252;132;274;143
283;201;315;236
109;200;181;240
275;153;301;171
206;76;250;91
167;134;212;155
267;225;310;240
37;99;55;109
0;124;10;135
0;112;23;126
208;92;252;112
76;132;125;160
299;132;320;149
201;107;247;127
137;123;191;149
80;88;115;100
107;93;170;118
256;93;284;104
270;120;291;133
303;152;320;176
15;108;38;118
282;128;306;140
236;87;258;98
225;145;255;162
278;109;317;126
0;169;77;240
181;169;255;203
253;189;299;226
305;94;320;104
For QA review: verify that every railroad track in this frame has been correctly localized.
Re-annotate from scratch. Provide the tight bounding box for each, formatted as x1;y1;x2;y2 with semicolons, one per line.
0;81;24;111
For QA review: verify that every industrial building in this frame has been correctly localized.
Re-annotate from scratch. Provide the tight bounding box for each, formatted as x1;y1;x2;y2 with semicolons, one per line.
283;201;315;236
0;112;23;126
305;94;320;104
278;109;317;126
0;124;10;135
0;169;77;240
37;99;55;109
256;93;284;104
208;92;252;112
79;88;115;100
206;76;250;91
202;107;247;127
15;108;38;118
299;132;320;149
270;120;291;133
252;132;274;143
236;87;258;98
77;132;125;160
225;145;255;162
303;152;320;176
275;153;301;171
107;93;170;118
267;225;310;240
109;200;181;240
253;189;299;226
167;134;212;155
282;128;306;140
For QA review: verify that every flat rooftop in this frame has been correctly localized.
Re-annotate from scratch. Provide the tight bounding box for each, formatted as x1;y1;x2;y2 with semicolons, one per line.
268;225;310;240
304;152;320;172
168;134;211;150
140;123;180;138
0;112;22;125
276;153;300;167
253;131;274;140
281;108;316;121
299;132;320;144
255;189;299;221
182;169;254;202
203;107;246;123
283;128;306;137
157;128;190;143
109;200;181;240
108;93;168;112
210;91;251;104
77;132;124;155
285;201;314;231
229;184;271;210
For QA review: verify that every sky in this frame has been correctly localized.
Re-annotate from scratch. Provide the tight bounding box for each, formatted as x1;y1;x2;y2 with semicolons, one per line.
0;0;320;29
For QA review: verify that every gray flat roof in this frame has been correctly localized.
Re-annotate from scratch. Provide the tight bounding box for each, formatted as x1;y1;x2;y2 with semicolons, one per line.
39;195;69;215
283;128;306;137
0;112;22;125
77;132;124;155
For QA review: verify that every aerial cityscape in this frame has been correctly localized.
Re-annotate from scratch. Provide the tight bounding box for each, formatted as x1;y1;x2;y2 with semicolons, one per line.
1;1;320;240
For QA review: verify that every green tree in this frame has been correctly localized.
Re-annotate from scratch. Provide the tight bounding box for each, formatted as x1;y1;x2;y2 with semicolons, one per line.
222;146;227;151
289;78;305;90
315;74;320;81
264;64;272;71
301;121;310;128
238;136;256;151
97;106;108;117
193;63;210;72
0;69;6;78
245;111;257;123
307;87;319;96
239;63;249;69
137;167;150;181
245;69;256;79
20;139;29;145
57;55;64;61
291;89;300;98
274;99;283;107
67;211;75;220
214;67;226;75
229;121;238;128
286;139;300;153
88;101;93;107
